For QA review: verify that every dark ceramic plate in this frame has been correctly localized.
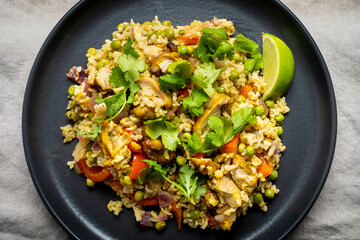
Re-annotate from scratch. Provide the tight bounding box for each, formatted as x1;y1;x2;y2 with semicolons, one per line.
22;0;336;239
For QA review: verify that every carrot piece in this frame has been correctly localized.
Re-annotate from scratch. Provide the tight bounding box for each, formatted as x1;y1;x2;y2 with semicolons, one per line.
129;153;148;179
219;135;240;154
171;201;183;230
192;152;206;158
256;154;273;178
239;83;253;98
178;35;199;45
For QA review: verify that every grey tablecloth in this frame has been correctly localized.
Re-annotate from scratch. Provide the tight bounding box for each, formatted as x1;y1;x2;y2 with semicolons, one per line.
0;0;359;239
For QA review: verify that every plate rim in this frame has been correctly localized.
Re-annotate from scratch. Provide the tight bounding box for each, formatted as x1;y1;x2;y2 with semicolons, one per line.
22;0;337;239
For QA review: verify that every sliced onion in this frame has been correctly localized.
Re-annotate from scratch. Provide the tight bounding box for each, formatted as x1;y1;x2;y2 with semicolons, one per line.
259;99;269;116
158;191;173;208
130;27;135;41
84;81;92;97
272;142;281;155
66;66;88;84
88;96;97;113
140;212;154;227
92;141;100;151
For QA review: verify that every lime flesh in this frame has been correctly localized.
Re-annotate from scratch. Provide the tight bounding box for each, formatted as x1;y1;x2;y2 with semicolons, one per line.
262;33;295;100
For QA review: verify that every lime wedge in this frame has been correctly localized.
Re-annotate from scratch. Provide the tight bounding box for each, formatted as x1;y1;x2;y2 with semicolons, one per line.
262;33;294;100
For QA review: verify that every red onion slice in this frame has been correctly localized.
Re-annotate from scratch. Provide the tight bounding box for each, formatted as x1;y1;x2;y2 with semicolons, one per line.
66;66;88;84
140;212;154;227
259;99;269;116
158;191;173;208
92;141;100;151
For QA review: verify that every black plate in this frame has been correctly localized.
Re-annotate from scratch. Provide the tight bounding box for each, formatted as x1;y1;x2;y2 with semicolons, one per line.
22;0;336;239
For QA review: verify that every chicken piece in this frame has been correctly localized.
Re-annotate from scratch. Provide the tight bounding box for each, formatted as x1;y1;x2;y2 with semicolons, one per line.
101;121;130;157
231;167;258;193
137;76;172;108
142;138;175;164
190;157;220;175
193;92;234;135
95;67;112;90
133;105;156;120
204;187;219;208
214;176;242;208
150;52;178;74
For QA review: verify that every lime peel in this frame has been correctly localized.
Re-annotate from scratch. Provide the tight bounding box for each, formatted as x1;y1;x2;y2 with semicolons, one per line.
262;33;295;100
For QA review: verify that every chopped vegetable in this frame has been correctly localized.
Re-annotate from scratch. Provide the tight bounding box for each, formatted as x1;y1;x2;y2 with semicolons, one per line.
268;169;278;181
234;34;264;72
182;88;209;116
219;135;240;154
129;153;148;179
192;62;224;97
95;91;127;121
77;124;102;139
253;192;263;204
265;189;275;199
257;155;273;178
239;83;253;98
171;201;183;230
144;117;180;151
76;158;111;182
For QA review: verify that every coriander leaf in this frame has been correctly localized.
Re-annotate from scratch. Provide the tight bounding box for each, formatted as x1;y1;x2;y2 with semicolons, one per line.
192;62;224;96
118;54;137;72
234;34;264;73
144;117;180;151
244;53;264;72
109;66;128;89
195;28;233;62
231;107;257;135
182;88;209;116
159;74;186;92
207;116;234;147
123;38;139;58
77;124;102;139
181;132;216;156
95;91;127;120
138;166;164;185
135;59;146;72
167;60;193;78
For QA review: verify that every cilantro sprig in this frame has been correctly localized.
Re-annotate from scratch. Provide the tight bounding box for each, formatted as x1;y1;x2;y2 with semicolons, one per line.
144;117;180;151
77;124;102;139
95;91;127;121
159;60;192;92
182;88;209;116
234;34;264;72
139;160;207;205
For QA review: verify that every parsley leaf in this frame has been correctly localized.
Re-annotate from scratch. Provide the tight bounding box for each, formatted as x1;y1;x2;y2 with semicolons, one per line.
182;88;209;116
192;62;224;96
95;91;127;121
144;117;180;151
159;74;185;92
234;34;264;72
143;160;207;205
167;60;193;78
195;28;233;62
77;124;102;139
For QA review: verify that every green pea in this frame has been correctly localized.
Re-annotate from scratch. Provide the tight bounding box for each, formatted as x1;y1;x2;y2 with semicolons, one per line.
155;30;166;38
182;132;192;142
265;189;275;199
268;169;278;181
87;48;96;56
265;100;274;108
245;145;255;156
155;221;166;231
189;210;200;220
253;193;263;204
233;52;241;62
179;29;185;35
134;191;144;202
147;30;155;38
165;29;175;40
143;21;152;25
277;126;283;136
229;69;240;80
86;178;95;187
108;52;113;60
176;156;187;166
111;40;122;50
217;86;226;94
187;45;194;54
238;143;246;153
275;113;284;122
255;106;265;116
96;61;105;69
68;85;75;96
178;45;188;56
122;176;132;186
162;20;172;27
239;95;246;103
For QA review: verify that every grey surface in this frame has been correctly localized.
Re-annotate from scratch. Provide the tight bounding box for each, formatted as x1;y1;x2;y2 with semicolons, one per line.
0;0;359;239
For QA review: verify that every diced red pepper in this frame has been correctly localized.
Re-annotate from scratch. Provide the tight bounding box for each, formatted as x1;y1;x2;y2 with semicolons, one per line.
76;158;111;182
129;193;159;206
192;152;206;158
129;153;148;179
